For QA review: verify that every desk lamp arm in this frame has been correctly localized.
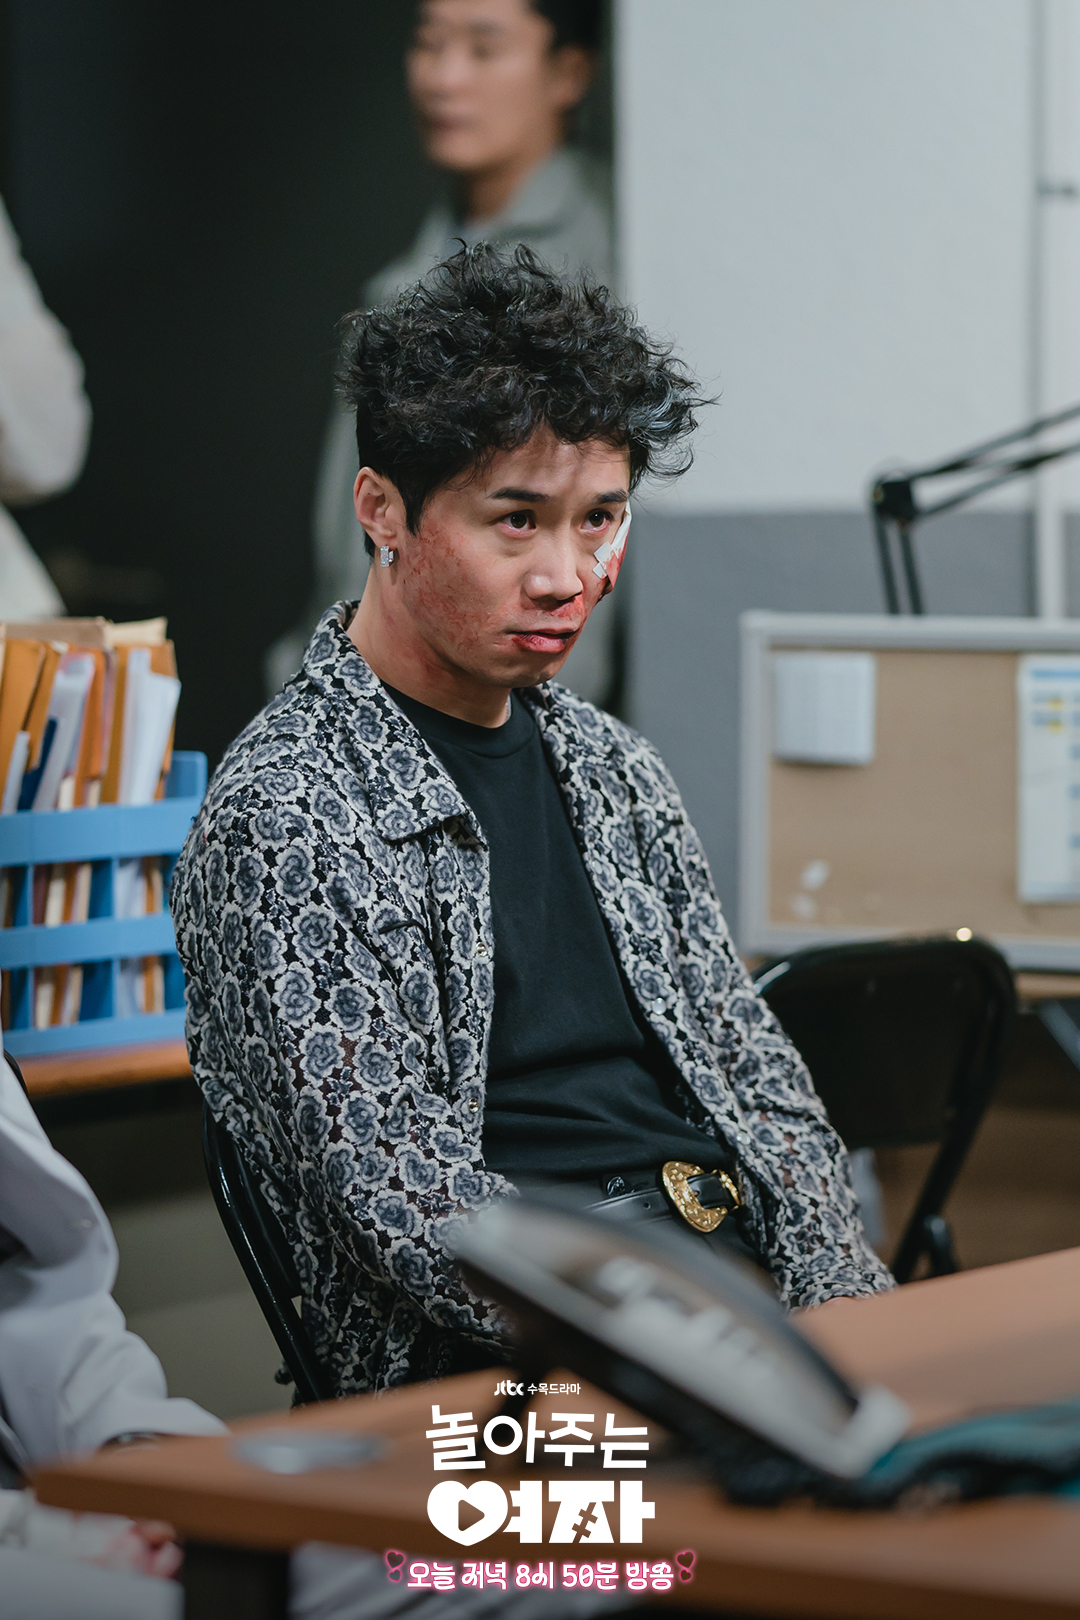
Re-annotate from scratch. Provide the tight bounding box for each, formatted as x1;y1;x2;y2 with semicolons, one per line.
869;401;1080;613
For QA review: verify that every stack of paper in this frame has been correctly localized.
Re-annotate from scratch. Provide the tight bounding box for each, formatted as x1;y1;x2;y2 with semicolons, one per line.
0;617;182;1030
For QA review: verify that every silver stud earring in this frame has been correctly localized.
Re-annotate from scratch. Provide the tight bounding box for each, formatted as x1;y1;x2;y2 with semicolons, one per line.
380;546;396;568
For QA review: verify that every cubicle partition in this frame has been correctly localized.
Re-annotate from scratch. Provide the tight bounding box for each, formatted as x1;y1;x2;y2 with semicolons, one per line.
739;614;1080;970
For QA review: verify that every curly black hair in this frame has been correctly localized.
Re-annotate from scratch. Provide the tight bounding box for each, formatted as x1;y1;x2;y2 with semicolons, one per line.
337;243;707;546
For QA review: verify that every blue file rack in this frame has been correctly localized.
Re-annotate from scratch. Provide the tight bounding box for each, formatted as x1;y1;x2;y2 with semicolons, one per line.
0;751;206;1058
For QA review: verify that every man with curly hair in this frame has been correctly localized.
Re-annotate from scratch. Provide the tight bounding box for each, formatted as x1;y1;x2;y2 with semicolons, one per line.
173;245;892;1398
267;0;617;706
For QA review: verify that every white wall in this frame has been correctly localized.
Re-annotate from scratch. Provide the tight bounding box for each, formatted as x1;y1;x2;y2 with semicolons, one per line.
1032;0;1080;610
617;0;1037;514
614;0;1080;922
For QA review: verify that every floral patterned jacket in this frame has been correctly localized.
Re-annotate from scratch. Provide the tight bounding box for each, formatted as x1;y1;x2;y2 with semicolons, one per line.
171;605;892;1395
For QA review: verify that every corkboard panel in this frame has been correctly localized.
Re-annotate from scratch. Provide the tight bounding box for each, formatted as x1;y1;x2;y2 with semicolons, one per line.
768;648;1080;939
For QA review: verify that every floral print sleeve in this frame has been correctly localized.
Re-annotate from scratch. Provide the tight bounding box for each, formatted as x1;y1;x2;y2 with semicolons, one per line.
535;714;894;1312
175;770;515;1393
663;786;893;1306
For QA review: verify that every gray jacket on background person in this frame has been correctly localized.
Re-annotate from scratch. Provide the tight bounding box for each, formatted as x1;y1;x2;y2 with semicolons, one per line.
266;148;616;704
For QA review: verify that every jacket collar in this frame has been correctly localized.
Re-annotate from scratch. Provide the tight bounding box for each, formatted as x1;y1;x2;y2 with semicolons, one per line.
478;147;594;239
300;604;607;845
300;605;466;843
421;147;597;253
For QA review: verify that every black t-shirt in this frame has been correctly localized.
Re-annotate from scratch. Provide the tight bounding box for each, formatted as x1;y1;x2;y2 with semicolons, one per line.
384;685;730;1184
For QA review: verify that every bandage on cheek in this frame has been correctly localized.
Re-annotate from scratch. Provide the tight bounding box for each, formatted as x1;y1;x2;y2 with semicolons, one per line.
592;503;631;591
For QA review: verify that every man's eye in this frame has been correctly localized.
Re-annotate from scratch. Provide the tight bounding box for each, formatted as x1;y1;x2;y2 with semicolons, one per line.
585;510;611;529
504;511;531;530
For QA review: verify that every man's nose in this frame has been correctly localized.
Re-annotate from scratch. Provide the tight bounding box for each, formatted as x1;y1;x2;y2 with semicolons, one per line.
523;534;585;604
424;45;475;94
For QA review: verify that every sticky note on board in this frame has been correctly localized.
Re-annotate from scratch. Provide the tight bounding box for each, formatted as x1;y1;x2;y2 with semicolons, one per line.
772;652;876;765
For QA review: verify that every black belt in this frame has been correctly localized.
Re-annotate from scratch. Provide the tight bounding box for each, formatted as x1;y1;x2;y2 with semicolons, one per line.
587;1160;742;1235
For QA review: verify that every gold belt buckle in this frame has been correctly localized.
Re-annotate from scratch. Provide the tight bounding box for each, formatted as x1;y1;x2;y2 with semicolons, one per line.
661;1161;741;1234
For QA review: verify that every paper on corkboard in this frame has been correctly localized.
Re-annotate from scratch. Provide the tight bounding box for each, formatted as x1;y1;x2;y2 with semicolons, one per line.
768;648;1080;942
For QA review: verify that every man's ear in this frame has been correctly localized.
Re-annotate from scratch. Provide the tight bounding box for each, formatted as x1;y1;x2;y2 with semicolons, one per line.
551;45;596;114
355;468;407;546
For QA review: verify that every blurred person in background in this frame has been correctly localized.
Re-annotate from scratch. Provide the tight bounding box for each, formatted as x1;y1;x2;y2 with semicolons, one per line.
267;0;617;706
0;196;90;619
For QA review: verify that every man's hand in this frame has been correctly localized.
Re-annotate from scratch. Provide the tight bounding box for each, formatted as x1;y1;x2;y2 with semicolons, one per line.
97;1434;181;1577
94;1517;182;1578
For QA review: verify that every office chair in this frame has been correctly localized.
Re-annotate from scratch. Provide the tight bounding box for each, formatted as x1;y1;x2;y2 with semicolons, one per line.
752;935;1015;1284
201;1104;334;1405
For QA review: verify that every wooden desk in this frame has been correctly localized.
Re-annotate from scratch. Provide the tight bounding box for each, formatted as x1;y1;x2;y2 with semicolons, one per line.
34;1247;1080;1620
17;1038;191;1100
1016;973;1080;1006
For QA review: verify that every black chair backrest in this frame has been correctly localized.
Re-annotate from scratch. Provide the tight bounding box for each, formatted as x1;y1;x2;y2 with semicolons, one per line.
201;1104;333;1405
753;935;1015;1282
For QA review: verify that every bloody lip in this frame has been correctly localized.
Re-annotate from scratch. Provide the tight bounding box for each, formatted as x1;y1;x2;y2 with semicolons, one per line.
508;630;576;654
